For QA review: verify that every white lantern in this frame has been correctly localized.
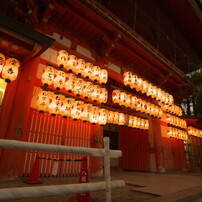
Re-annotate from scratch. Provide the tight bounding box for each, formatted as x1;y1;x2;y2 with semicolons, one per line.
92;66;100;82
136;98;142;112
99;88;108;104
142;80;148;94
107;111;114;124
144;119;149;130
112;89;121;105
60;97;75;118
136;77;143;92
81;103;92;122
147;83;154;97
123;71;133;87
48;94;62;116
0;53;5;72
71;100;84;120
83;62;93;79
120;91;127;107
100;69;108;84
126;94;132;108
66;54;77;72
118;113;125;125
53;70;66;90
131;96;137;110
98;108;108;126
91;85;100;102
113;112;119;125
82;81;93;99
2;58;20;82
74;78;84;96
57;50;68;68
75;59;85;76
64;73;77;92
36;90;50;113
151;86;157;99
41;66;55;87
128;116;134;127
131;74;138;89
89;106;99;124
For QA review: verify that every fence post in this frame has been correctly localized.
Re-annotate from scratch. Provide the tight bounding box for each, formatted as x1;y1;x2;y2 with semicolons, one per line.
104;137;111;202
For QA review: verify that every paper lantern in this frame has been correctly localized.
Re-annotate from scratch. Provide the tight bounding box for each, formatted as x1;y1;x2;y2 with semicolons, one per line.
57;50;68;68
0;53;5;72
66;54;77;72
71;100;84;120
151;86;157;99
120;91;127;106
107;111;114;124
2;58;20;82
89;106;99;124
41;66;55;87
136;98;142;112
48;94;62;116
60;97;75;118
126;94;132;108
131;74;138;89
36;90;50;113
83;62;93;79
136;77;143;92
92;66;100;82
53;70;66;90
75;59;85;76
91;85;100;102
98;108;108;126
65;73;77;93
113;112;119;124
128;116;134;127
112;89;121;105
81;103;92;122
144;119;149;130
141;80;148;94
131;96;137;110
99;88;108;104
100;69;108;84
123;71;133;87
156;88;162;101
83;81;93;99
74;78;84;96
118;113;125;125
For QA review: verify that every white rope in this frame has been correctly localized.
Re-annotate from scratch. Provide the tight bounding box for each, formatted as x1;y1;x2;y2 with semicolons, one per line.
0;181;125;201
0;139;122;158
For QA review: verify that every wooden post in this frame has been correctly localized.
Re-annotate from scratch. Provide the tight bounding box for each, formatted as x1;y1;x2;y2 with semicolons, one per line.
104;137;111;202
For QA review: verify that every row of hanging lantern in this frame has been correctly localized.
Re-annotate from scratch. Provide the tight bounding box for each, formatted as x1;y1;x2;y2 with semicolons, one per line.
164;114;187;129
167;127;188;141
123;71;174;105
161;103;183;117
35;89;149;129
187;127;202;138
41;66;108;103
57;50;108;84
0;53;20;83
112;89;163;118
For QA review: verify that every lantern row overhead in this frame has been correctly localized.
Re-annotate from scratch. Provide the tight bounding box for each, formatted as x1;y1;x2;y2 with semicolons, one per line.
57;50;108;84
35;89;149;130
167;127;188;141
165;114;187;129
187;126;202;138
112;89;163;119
161;103;183;117
123;71;174;105
41;66;108;104
0;53;20;83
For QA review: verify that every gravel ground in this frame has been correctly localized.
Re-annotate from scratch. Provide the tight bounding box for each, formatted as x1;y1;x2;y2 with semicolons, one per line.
0;176;157;202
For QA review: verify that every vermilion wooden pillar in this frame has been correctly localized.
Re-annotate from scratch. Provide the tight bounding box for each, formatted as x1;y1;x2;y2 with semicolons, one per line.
0;57;40;178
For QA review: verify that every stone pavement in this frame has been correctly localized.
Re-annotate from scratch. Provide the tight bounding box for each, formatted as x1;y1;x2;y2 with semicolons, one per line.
111;170;202;201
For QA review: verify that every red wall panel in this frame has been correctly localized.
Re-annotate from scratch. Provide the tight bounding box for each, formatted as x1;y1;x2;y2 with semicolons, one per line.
119;126;149;171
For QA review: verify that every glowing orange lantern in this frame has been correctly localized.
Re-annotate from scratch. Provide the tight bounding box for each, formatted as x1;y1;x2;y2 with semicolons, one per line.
131;74;138;89
64;73;77;93
60;97;75;118
151;86;157;99
128;116;134;127
83;81;93;99
131;96;137;110
81;103;92;122
48;94;62;116
2;58;20;82
41;66;55;87
118;113;125;125
123;71;133;87
0;53;5;72
91;85;100;102
66;54;77;73
92;66;100;82
107;111;114;124
99;88;108;104
89;106;99;124
141;80;148;94
83;62;93;79
57;50;68;68
120;91;127;106
144;119;149;130
71;100;84;120
36;90;50;113
136;77;143;92
113;112;119;124
112;89;121;105
53;70;66;90
74;78;84;96
126;94;132;108
75;59;85;76
98;108;108;125
100;69;108;84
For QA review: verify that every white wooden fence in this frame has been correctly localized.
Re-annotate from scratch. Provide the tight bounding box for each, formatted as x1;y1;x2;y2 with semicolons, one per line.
0;137;125;202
